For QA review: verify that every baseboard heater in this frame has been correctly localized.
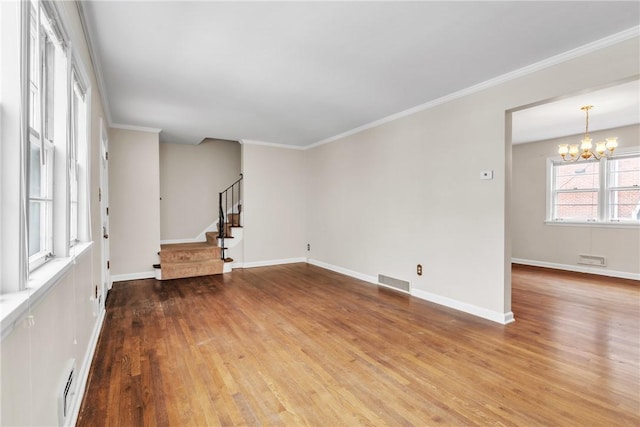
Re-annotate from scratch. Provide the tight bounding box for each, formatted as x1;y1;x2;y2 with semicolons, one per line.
59;359;76;426
378;274;411;293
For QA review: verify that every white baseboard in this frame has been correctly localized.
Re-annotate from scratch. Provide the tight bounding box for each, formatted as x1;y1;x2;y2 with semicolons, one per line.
308;259;514;325
68;306;106;426
111;271;155;282
307;259;378;285
412;288;515;325
238;257;307;269
512;258;640;281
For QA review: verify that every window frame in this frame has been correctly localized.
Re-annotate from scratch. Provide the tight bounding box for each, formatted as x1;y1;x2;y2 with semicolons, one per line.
27;1;63;270
606;154;640;223
546;151;640;227
68;66;87;246
28;134;55;270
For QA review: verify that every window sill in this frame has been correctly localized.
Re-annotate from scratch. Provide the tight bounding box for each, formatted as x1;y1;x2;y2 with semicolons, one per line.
544;220;640;229
0;241;93;341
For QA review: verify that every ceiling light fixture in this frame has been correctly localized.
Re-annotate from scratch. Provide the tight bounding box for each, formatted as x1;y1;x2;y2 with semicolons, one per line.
558;105;618;161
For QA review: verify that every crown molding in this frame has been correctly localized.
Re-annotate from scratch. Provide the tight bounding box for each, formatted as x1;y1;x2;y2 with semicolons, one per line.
110;123;162;133
240;139;306;150
307;26;640;150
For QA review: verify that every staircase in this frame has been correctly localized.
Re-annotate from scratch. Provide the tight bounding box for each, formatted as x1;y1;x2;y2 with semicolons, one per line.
154;175;243;280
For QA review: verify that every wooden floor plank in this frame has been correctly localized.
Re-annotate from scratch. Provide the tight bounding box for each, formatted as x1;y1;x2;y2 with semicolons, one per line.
77;263;640;426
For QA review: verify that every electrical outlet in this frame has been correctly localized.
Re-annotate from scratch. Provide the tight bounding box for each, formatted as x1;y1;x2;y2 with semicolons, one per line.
480;170;494;180
94;285;98;298
417;264;422;276
307;243;310;251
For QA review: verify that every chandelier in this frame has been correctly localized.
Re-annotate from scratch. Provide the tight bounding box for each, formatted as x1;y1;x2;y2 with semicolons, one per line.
558;105;618;161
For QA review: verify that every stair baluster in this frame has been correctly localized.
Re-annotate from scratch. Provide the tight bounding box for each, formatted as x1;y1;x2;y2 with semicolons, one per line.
218;174;243;260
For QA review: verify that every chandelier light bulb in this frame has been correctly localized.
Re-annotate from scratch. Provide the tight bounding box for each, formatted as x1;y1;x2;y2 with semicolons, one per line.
558;144;569;157
568;144;579;157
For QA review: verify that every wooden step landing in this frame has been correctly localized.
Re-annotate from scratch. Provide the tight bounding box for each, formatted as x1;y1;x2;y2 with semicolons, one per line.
159;241;224;280
161;242;221;262
160;259;224;280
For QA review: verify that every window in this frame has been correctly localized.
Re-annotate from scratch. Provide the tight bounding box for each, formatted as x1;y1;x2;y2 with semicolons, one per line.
608;156;640;221
549;153;640;224
28;2;66;269
0;0;92;297
69;69;87;245
25;0;90;271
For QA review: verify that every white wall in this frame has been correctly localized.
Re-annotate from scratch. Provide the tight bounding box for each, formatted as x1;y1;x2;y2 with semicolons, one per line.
160;139;241;241
305;37;639;323
241;143;307;265
512;124;640;278
109;128;161;278
1;248;100;426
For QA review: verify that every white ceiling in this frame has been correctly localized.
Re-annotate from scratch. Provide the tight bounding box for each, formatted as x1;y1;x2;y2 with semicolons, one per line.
80;1;640;147
512;79;640;144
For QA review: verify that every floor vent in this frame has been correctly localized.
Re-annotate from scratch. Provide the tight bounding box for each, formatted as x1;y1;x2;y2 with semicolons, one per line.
578;254;607;267
378;274;411;293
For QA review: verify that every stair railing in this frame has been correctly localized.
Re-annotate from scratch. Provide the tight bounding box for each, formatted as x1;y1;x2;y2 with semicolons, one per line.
218;173;243;260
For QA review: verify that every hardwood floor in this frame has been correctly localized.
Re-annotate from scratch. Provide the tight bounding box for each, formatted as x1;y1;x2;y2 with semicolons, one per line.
76;263;639;426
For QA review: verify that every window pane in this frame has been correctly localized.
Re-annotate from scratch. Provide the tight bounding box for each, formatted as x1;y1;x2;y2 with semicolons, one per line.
609;156;640;188
43;38;56;140
29;143;42;197
609;189;640;221
29;14;37;80
555;191;598;220
28;11;40;133
69;169;77;200
29;86;39;132
28;200;52;261
29;201;41;257
69;73;84;245
70;201;78;243
555;162;599;190
70;159;78;243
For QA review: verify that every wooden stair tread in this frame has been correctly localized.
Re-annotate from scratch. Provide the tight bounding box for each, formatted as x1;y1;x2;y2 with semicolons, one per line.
160;245;220;262
162;258;223;265
160;258;224;280
161;242;216;251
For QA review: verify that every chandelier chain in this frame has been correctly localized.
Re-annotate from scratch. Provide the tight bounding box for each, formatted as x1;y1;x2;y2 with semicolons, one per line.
581;105;593;139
